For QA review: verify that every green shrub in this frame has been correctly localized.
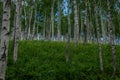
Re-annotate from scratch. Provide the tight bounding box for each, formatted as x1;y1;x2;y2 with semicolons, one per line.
6;41;120;80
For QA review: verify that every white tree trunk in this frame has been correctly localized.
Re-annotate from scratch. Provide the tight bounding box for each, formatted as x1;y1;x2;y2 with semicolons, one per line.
107;0;117;77
0;11;2;36
43;12;46;40
73;0;79;45
83;2;88;44
0;0;11;79
51;0;55;40
32;8;37;40
36;24;39;40
100;12;106;43
94;0;103;72
13;0;21;62
80;15;83;41
23;5;28;40
66;0;71;62
48;19;51;40
57;0;61;40
27;6;33;40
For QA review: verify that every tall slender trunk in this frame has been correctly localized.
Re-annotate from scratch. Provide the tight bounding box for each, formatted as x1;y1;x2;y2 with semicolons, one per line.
36;24;39;40
66;0;71;62
107;0;117;77
83;2;87;44
88;0;93;43
100;12;106;43
46;18;49;40
94;0;103;72
24;5;28;40
51;0;55;40
86;1;90;43
83;20;87;44
27;7;33;40
13;0;21;62
49;19;52;40
107;19;110;43
118;7;120;37
43;12;46;40
32;8;37;40
20;1;22;40
0;0;11;80
80;15;83;42
57;0;61;40
100;1;106;43
73;0;79;45
0;22;1;37
91;8;96;43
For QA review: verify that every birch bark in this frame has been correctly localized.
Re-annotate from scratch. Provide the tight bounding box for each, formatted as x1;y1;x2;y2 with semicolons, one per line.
13;0;21;62
0;0;11;79
73;0;79;45
94;0;103;72
107;0;117;77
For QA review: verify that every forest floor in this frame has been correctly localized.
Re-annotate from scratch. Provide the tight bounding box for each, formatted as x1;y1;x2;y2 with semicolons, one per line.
6;41;120;80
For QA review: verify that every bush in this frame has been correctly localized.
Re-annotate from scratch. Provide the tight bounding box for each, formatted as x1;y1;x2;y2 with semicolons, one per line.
6;41;120;80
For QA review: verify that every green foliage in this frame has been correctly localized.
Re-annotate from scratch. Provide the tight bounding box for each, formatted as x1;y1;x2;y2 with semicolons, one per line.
6;41;120;80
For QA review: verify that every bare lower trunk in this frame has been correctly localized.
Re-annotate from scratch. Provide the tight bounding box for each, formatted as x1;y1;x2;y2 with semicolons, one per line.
49;21;52;40
32;9;37;40
36;24;39;40
0;0;11;80
57;0;61;40
43;12;46;40
88;0;91;43
51;0;55;40
73;0;79;45
66;34;70;62
83;21;87;44
100;1;106;43
101;13;106;43
27;6;33;40
0;11;2;35
80;15;83;42
13;0;21;62
107;0;117;77
24;5;28;40
66;0;71;62
94;0;103;72
84;2;87;44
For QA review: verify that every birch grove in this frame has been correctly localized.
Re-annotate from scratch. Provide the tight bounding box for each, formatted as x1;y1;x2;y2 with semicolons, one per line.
0;0;120;79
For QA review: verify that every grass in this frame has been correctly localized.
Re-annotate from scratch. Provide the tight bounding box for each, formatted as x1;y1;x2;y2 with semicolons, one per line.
6;40;120;80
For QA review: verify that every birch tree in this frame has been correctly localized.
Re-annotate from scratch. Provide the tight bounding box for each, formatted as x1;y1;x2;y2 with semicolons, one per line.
43;12;46;40
94;0;103;72
57;0;61;40
27;4;33;40
0;0;11;79
83;1;87;44
66;0;71;62
107;0;117;77
99;0;106;43
51;0;55;40
13;0;21;62
23;2;28;40
32;8;37;40
88;0;94;43
0;1;2;35
73;0;79;45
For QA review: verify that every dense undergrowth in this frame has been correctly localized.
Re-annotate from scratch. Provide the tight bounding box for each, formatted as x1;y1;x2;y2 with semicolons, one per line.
6;41;120;80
